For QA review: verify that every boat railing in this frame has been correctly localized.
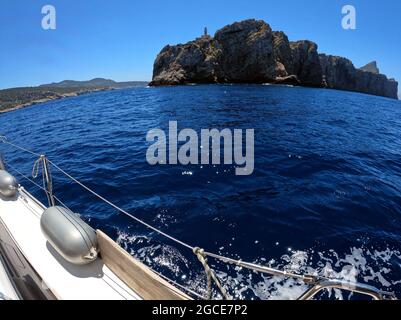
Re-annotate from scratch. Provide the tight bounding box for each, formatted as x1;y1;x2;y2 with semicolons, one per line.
0;135;397;300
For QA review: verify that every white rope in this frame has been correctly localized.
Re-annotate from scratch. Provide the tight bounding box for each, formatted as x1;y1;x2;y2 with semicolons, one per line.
5;136;388;299
5;160;208;300
50;158;232;299
193;247;231;300
45;159;324;282
47;159;195;251
0;136;41;157
0;137;324;278
32;156;43;179
0;137;321;277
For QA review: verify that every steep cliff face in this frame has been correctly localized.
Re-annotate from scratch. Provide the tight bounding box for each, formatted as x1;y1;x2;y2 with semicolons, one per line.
213;20;276;83
150;19;398;99
151;36;221;85
289;41;323;87
272;31;294;77
319;54;398;99
272;32;322;87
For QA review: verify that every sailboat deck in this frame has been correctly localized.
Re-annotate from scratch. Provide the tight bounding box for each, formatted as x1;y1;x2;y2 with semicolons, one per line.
0;188;140;300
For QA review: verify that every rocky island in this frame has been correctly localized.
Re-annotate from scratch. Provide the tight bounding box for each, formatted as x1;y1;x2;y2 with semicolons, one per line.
150;19;398;99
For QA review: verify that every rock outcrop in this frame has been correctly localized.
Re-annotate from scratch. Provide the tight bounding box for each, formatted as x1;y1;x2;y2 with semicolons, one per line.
289;41;323;87
359;61;380;74
213;20;276;83
150;19;398;99
151;36;221;85
320;55;398;98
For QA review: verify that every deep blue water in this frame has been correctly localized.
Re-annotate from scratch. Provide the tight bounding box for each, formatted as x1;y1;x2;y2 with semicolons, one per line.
1;84;401;299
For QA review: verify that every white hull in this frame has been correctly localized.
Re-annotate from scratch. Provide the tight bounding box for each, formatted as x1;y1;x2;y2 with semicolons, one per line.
0;188;140;300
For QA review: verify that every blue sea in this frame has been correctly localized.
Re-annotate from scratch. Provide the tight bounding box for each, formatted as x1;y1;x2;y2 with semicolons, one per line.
1;84;401;300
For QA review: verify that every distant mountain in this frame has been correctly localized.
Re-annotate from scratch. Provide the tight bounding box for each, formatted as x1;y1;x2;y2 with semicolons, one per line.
40;78;148;89
359;61;380;75
1;78;148;113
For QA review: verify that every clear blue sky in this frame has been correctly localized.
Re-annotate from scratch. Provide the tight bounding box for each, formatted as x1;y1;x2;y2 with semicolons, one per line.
0;0;400;89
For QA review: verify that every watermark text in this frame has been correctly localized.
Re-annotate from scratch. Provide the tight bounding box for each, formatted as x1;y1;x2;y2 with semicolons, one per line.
146;122;254;176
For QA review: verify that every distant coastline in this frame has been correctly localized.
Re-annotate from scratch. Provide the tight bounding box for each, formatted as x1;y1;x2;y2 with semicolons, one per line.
0;78;148;113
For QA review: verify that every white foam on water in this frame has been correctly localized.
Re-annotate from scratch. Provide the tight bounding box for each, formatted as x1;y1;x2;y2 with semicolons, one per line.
117;231;190;276
182;171;193;176
213;246;401;300
244;246;401;300
116;230;401;300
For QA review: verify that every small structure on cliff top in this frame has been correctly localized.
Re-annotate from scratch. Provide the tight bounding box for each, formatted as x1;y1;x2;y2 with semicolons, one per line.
150;19;398;99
